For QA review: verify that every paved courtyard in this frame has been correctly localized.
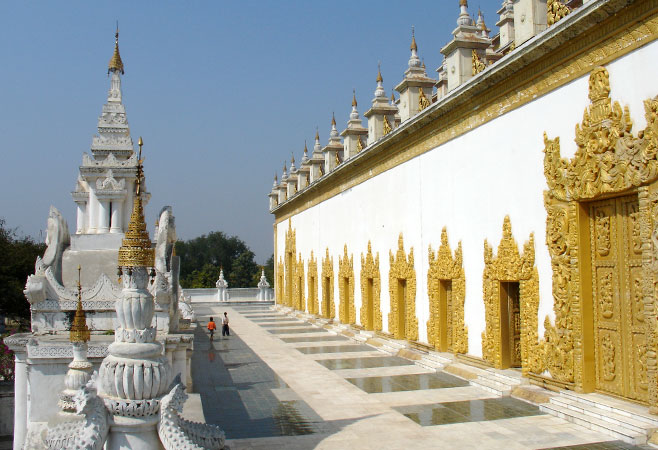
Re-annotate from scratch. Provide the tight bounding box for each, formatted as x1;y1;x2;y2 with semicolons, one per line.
190;304;652;450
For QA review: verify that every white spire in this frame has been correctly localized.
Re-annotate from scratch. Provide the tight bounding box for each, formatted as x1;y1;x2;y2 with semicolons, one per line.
350;90;360;120
408;26;421;69
458;0;471;26
302;141;309;163
374;63;386;99
314;128;322;153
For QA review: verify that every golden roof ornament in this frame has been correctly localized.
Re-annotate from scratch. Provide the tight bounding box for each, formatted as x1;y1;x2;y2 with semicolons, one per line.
410;26;417;52
460;0;468;6
70;265;91;343
108;25;125;75
376;62;383;83
352;89;357;107
118;137;155;268
331;112;336;127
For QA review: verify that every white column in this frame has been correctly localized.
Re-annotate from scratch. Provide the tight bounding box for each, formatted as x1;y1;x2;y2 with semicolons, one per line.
75;201;86;234
98;201;110;233
88;194;98;233
110;199;123;233
12;352;27;450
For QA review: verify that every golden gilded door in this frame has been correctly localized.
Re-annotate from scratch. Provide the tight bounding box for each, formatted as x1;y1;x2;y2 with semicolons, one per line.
500;282;522;368
589;195;648;403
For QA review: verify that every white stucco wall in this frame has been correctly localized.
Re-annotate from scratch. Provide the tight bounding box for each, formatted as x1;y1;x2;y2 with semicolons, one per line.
275;42;658;357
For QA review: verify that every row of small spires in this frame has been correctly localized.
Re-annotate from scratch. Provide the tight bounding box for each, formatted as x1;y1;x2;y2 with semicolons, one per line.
270;0;572;200
271;0;495;187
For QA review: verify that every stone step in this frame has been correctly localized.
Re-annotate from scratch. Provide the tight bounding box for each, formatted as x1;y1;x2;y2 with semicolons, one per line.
540;402;646;445
471;376;513;396
559;391;658;426
483;369;523;386
550;396;658;435
417;353;452;371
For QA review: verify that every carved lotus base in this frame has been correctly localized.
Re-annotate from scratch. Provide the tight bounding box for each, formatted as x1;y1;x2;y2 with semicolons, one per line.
103;397;161;417
99;354;170;401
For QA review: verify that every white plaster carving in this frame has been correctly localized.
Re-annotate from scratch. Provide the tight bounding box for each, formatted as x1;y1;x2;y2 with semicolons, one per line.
158;377;226;450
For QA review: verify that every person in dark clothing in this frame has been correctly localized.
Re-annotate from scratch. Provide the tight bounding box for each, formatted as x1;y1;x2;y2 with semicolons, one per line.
222;312;230;337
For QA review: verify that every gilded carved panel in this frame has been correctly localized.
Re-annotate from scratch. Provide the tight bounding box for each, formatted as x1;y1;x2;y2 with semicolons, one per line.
277;258;284;305
292;253;305;312
307;252;319;315
482;216;541;374
388;234;418;341
284;220;297;307
360;242;382;332
321;248;335;319
542;66;658;409
427;227;468;354
338;245;356;325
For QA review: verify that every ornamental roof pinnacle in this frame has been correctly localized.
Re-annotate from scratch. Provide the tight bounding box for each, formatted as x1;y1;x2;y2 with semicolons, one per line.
460;0;468;6
376;62;383;83
70;265;91;343
108;24;125;75
331;112;336;127
118;137;154;268
410;26;417;51
352;89;357;107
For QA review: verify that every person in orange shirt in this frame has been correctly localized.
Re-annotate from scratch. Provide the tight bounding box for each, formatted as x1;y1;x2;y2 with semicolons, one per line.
207;317;217;341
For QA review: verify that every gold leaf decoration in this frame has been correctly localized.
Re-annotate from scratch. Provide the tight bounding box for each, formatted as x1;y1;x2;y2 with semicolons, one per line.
321;248;335;319
427;227;467;354
388;234;418;341
360;241;382;332
482;216;541;374
307;252;319;315
338;245;356;325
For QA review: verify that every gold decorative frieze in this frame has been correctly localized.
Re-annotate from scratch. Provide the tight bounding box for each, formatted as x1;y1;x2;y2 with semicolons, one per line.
383;116;393;135
284;220;297;308
307;252;319;315
427;227;467;354
388;234;418;341
418;87;431;112
338;245;356;325
321;248;335;319
482;216;541;375
547;0;570;27
293;253;305;311
360;242;382;332
542;67;658;408
472;49;485;76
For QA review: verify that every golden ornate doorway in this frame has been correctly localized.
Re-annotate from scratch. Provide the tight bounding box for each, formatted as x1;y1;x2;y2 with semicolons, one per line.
540;67;658;409
284;220;296;308
321;248;335;319
307;252;319;315
588;195;648;402
388;234;418;341
360;242;382;331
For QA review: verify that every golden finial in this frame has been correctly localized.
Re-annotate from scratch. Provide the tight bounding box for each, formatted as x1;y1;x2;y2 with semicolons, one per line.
315;127;320;141
304;140;308;154
274;172;278;183
410;26;417;52
118;138;154;268
331;112;336;127
283;161;287;172
291;152;295;165
390;92;396;103
352;89;357;107
460;0;468;7
70;265;91;343
376;62;383;83
108;23;125;75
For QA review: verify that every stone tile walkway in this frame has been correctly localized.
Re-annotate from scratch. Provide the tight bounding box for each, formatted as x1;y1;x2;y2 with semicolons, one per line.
190;304;654;450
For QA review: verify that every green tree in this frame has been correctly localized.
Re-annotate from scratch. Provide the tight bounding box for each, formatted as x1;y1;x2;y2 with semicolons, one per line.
0;219;46;322
175;231;262;288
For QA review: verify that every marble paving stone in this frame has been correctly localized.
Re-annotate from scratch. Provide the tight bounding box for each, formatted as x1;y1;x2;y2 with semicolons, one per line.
538;441;652;449
296;345;375;354
268;328;326;334
280;335;349;343
333;364;434;378
192;305;642;450
317;356;413;370
394;397;544;426
347;372;469;393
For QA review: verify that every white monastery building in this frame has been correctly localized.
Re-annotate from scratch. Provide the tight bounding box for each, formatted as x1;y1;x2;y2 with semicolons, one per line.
269;0;658;412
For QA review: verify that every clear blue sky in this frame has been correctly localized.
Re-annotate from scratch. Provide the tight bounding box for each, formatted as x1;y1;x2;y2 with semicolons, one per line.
0;1;501;263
